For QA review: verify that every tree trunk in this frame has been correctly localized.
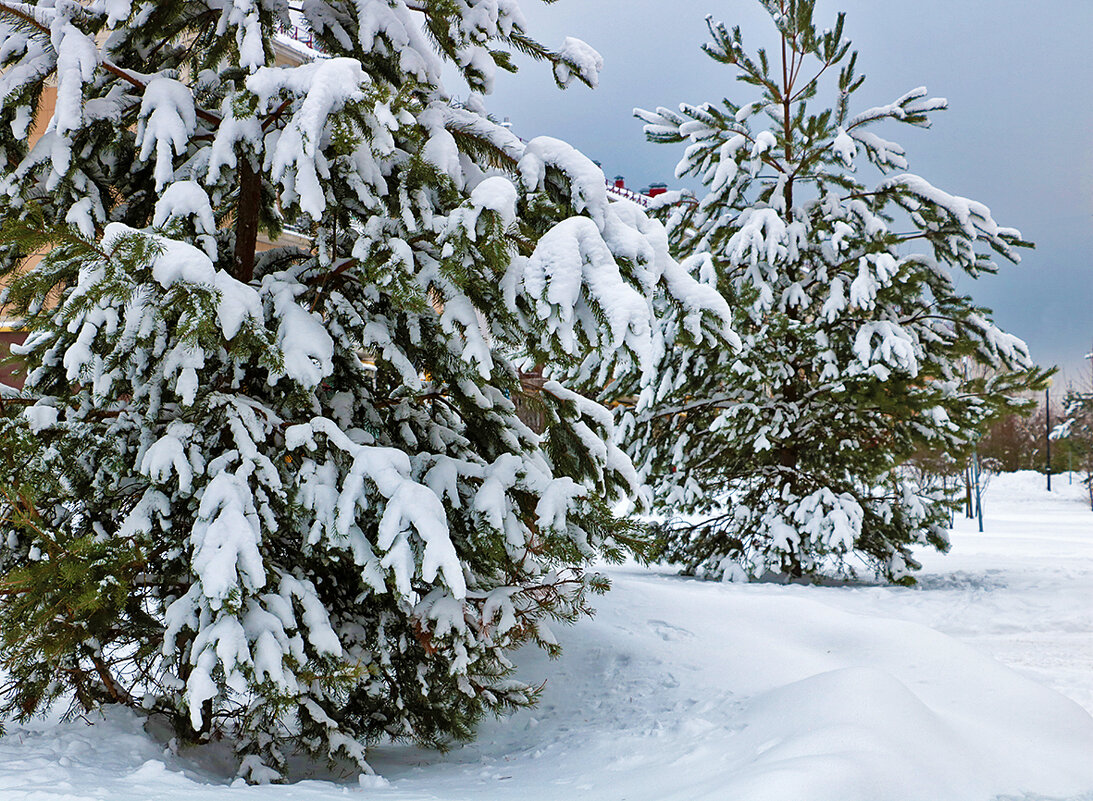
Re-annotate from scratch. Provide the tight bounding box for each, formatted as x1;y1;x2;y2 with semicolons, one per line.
233;157;262;283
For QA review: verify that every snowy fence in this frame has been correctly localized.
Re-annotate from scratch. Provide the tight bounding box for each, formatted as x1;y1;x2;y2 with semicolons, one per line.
282;2;323;51
281;25;320;50
605;182;651;207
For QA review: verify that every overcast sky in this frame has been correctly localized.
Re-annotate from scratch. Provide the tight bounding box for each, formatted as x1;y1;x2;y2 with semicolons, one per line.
482;0;1093;387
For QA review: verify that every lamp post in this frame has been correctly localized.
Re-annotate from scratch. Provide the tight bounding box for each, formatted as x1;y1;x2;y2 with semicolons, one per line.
973;449;983;532
1046;379;1052;492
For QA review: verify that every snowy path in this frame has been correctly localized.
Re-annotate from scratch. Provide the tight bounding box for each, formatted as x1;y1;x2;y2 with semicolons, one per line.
1;471;1091;800
797;471;1093;717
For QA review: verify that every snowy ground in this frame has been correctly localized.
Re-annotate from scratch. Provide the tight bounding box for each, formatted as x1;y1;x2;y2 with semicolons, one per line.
2;470;1091;800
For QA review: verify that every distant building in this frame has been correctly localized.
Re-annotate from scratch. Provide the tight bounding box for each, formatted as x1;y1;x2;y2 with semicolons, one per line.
604;175;671;208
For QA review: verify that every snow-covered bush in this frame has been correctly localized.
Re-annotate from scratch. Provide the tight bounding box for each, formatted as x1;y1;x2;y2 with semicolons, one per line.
627;0;1049;583
0;0;731;781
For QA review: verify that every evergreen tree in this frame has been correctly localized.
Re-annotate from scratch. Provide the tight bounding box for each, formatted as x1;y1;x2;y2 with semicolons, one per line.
628;0;1049;583
0;0;730;781
1052;356;1093;510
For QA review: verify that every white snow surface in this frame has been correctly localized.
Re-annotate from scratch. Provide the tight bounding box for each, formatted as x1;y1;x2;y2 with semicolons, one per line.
2;471;1091;800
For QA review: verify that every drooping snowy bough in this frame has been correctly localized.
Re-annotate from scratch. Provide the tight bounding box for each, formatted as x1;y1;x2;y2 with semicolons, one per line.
629;1;1049;584
0;0;731;781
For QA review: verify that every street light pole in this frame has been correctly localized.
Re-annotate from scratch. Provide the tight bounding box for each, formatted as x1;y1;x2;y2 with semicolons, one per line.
973;449;983;533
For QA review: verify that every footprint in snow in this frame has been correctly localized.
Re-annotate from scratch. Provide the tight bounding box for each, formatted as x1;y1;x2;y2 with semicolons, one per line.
649;619;695;641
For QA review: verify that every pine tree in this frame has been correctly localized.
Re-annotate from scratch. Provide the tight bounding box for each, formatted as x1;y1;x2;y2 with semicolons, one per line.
1052;354;1093;510
628;0;1049;584
0;0;730;780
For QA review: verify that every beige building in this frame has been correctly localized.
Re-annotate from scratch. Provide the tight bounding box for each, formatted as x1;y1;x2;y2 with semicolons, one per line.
0;34;317;388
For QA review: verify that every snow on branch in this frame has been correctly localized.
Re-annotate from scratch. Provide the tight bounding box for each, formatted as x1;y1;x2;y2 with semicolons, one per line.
553;36;603;88
852;320;920;378
438;103;526;165
517;136;734;380
286;417;468;600
878;173;1022;260
262;274;334;389
101;223;262;341
847;86;947;130
523;216;650;362
136;77;197;191
248;58;372;216
963;312;1033;369
850;130;907;172
519;136;609;227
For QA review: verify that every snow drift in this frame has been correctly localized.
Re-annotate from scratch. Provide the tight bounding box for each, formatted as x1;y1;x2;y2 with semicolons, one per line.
2;471;1092;801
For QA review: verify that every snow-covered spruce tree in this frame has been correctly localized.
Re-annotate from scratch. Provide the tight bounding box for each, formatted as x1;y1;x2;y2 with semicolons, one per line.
1052;364;1093;510
629;1;1049;583
0;0;730;780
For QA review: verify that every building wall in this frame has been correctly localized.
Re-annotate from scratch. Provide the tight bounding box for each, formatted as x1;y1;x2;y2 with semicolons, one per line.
0;86;55;322
0;40;315;388
0;326;27;389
